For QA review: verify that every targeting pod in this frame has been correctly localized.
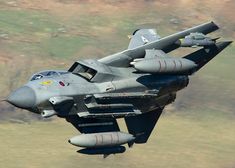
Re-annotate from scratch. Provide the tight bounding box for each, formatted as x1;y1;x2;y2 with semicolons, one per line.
175;32;217;47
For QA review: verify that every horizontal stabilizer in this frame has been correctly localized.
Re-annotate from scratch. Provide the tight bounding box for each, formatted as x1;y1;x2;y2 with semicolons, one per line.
184;41;233;73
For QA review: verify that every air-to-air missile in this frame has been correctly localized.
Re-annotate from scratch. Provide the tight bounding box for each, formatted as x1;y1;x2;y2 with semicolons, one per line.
5;21;232;157
175;32;219;47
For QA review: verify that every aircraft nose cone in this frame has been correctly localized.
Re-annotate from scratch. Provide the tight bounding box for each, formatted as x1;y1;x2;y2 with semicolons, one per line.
7;86;36;109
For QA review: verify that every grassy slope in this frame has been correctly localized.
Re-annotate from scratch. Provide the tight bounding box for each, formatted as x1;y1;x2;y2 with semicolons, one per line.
0;110;234;168
0;0;234;168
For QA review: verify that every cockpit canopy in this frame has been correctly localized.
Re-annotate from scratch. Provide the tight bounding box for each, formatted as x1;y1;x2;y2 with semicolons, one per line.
30;70;68;81
68;62;97;80
68;59;115;83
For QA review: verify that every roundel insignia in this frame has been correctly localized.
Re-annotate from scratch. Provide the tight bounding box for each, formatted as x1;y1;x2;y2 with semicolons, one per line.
59;81;65;86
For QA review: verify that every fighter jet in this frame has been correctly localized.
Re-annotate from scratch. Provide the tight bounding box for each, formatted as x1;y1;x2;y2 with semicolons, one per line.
6;21;232;158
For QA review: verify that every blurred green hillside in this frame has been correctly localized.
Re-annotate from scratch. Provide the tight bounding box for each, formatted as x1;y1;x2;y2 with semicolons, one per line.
0;0;234;168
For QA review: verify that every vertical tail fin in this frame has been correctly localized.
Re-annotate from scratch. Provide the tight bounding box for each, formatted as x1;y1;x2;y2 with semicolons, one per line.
128;29;161;49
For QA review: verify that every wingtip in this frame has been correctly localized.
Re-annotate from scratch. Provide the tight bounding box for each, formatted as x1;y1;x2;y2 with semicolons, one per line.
223;41;233;45
215;41;233;51
227;41;233;47
210;21;219;30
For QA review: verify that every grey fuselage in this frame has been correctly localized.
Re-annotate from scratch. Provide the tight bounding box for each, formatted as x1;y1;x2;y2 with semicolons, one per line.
16;65;188;118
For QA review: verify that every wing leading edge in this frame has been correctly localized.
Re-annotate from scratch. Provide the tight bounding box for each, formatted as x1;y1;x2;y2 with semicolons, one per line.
99;21;219;67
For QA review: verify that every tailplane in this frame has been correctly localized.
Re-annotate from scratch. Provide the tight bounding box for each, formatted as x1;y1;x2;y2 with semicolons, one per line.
184;41;233;74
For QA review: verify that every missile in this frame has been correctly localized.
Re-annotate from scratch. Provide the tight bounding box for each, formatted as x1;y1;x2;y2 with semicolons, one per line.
77;146;126;156
132;57;197;74
68;131;135;148
176;38;215;47
175;32;217;47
